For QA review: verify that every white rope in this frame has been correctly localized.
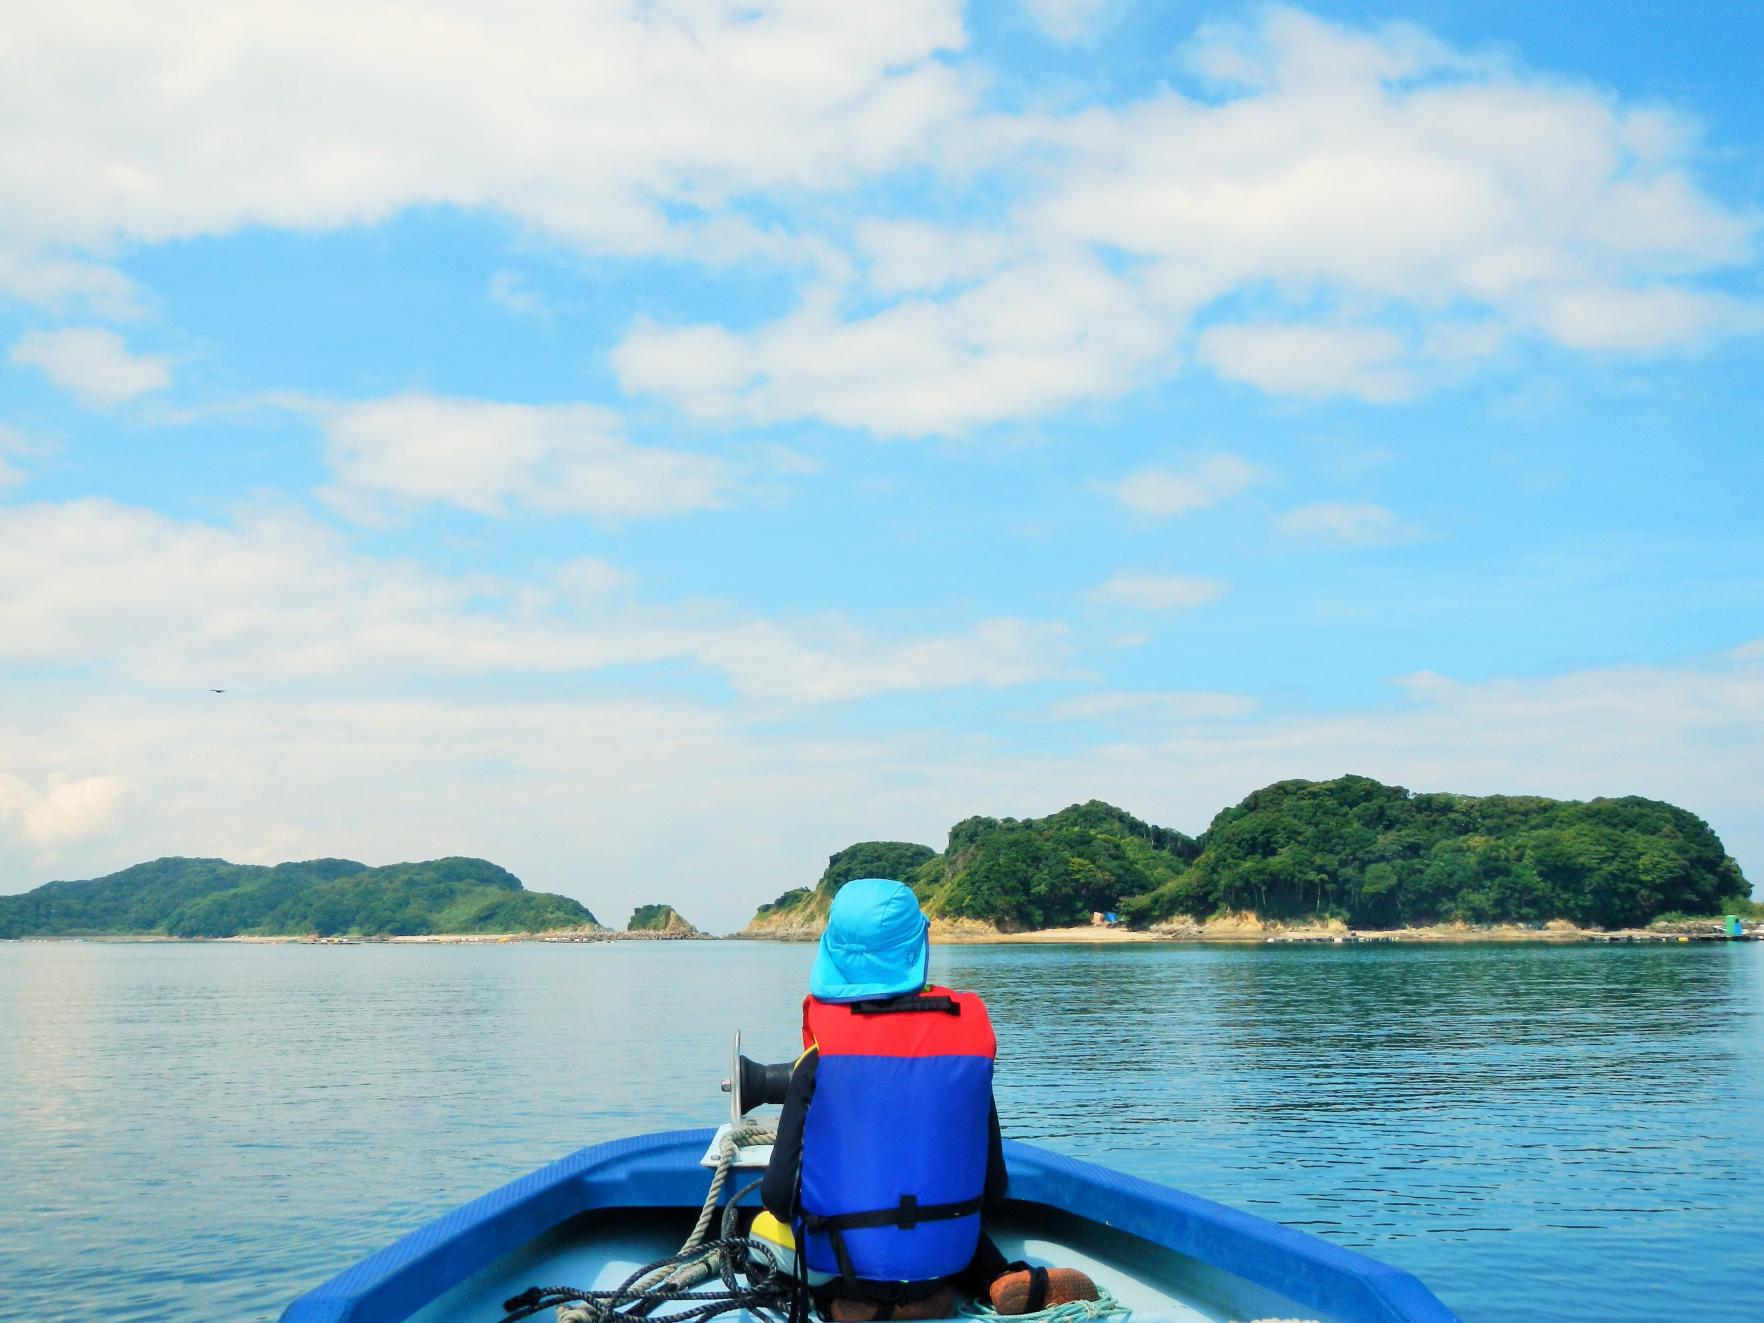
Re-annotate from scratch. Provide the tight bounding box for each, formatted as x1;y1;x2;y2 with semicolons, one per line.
684;1119;778;1254
557;1125;1142;1323
558;1120;779;1323
958;1286;1131;1323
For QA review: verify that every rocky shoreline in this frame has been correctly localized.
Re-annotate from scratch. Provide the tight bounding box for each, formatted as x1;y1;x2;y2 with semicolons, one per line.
732;913;1759;945
15;916;1752;946
7;927;714;945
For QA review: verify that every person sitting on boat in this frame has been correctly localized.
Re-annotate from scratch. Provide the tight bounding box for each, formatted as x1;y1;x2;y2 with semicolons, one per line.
759;877;1096;1320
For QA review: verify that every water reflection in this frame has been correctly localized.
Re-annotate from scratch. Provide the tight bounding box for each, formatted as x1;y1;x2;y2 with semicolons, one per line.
941;943;1761;1320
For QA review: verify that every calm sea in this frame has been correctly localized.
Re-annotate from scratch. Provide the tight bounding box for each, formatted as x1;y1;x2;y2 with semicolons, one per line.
1;940;1759;1322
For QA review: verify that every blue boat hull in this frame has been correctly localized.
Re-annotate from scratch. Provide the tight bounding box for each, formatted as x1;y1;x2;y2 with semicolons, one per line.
280;1129;1460;1323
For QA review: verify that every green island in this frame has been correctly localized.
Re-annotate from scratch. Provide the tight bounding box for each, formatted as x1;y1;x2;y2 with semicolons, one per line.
627;903;698;934
746;775;1752;935
2;776;1752;941
0;856;599;939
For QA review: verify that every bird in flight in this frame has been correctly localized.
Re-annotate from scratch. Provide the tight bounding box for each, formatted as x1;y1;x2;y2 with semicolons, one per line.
209;688;226;694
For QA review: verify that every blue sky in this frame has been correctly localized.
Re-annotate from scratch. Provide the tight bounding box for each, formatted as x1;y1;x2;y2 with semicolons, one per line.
1;1;1759;929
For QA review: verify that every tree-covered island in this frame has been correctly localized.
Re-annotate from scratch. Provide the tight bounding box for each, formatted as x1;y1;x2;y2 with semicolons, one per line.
628;903;698;934
3;776;1748;941
745;775;1750;935
0;856;600;939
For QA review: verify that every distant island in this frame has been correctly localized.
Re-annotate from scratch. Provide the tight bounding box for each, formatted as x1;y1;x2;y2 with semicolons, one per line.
745;775;1751;936
628;903;698;935
0;856;600;939
2;775;1750;942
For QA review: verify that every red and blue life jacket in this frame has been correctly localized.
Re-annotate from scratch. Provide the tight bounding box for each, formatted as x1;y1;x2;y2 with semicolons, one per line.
796;986;996;1284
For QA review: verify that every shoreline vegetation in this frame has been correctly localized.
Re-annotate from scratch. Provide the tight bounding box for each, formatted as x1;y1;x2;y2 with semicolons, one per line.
742;775;1755;942
3;775;1754;945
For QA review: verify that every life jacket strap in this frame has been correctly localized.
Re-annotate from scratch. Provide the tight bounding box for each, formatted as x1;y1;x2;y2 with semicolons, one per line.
802;1195;985;1294
801;1193;984;1234
1026;1265;1050;1313
850;994;961;1016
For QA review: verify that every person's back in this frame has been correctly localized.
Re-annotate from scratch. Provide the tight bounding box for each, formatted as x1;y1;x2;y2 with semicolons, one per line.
797;981;996;1285
761;878;1093;1319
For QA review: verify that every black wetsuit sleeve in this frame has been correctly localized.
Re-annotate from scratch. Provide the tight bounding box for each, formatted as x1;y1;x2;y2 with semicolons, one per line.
984;1096;1007;1205
761;1048;818;1219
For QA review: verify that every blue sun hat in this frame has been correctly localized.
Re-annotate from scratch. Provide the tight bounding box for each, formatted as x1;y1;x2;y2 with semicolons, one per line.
809;877;930;1002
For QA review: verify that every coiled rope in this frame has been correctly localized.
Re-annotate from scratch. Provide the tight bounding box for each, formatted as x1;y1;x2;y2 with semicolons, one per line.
681;1119;779;1257
958;1286;1130;1323
499;1120;1133;1323
497;1119;789;1323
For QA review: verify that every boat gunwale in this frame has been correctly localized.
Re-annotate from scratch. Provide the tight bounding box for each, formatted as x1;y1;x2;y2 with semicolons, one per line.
278;1128;1460;1323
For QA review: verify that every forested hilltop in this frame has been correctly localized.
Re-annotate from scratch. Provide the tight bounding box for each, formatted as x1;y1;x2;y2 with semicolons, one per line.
745;801;1196;933
746;841;938;934
746;776;1749;933
0;856;600;938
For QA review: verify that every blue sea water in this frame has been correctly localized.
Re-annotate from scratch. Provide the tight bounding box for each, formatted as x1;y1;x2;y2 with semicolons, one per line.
1;940;1759;1322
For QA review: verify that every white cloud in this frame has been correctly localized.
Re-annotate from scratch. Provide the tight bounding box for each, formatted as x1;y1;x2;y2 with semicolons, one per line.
615;253;1172;437
1023;0;1111;43
854;221;1014;296
0;498;1065;701
615;6;1756;430
3;7;1751;432
0;1;968;255
1015;647;1764;902
1276;501;1416;546
0;424;35;490
0;250;142;319
1196;322;1413;402
9;327;171;406
1033;9;1755;375
1040;11;1752;294
1534;285;1752;353
1092;572;1226;611
0;498;592;683
0;772;130;851
487;270;551;322
1097;454;1263;517
699;618;1069;703
318;393;735;521
554;557;633;598
2;643;1757;929
1043;690;1257;723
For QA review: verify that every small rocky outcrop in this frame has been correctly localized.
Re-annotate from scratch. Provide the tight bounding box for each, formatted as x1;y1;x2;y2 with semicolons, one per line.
627;903;698;935
743;888;831;939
